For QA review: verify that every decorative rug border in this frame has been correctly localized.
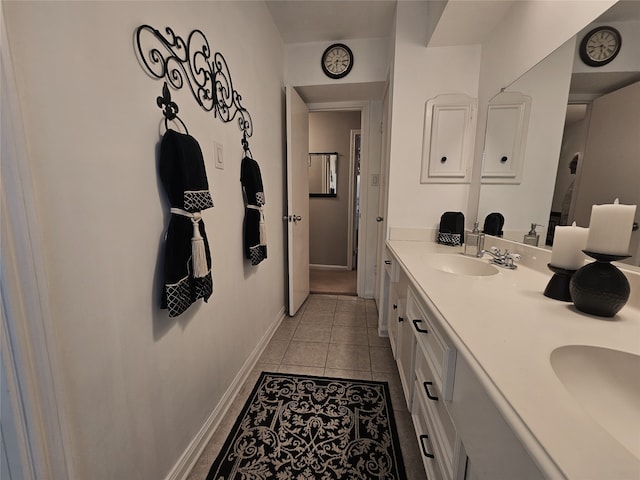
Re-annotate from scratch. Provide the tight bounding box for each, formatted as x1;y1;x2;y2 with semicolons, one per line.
206;371;407;480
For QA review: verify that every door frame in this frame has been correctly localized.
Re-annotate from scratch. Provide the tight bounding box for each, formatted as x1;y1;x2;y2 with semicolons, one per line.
347;129;361;270
374;82;391;311
1;11;73;477
307;101;370;297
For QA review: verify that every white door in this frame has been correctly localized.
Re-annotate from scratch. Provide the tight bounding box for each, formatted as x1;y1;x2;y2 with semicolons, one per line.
285;86;310;315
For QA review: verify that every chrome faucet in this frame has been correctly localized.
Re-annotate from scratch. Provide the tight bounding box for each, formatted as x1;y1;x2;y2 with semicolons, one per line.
480;247;520;269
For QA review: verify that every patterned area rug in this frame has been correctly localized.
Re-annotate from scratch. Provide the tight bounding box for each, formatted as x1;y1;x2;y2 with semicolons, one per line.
206;372;407;480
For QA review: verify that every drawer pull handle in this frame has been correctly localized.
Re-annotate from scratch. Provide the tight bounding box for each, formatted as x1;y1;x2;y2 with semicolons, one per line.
412;319;428;333
393;303;397;310
419;434;435;458
423;381;439;401
384;260;391;265
398;316;404;323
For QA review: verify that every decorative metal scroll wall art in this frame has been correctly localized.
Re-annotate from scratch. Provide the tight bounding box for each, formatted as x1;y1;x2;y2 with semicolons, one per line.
135;25;253;148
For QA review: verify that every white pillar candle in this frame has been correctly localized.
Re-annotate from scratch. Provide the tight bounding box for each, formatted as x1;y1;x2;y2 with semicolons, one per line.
550;222;588;270
585;198;637;256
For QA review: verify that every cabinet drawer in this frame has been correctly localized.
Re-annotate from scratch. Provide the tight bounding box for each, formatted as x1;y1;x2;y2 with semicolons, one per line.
411;394;444;480
414;345;456;479
416;346;456;457
407;287;456;400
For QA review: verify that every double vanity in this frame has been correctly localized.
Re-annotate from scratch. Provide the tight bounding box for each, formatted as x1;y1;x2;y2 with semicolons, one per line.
382;231;640;479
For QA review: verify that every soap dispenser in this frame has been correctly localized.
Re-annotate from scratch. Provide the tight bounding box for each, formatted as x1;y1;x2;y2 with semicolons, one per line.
523;223;541;246
464;221;485;257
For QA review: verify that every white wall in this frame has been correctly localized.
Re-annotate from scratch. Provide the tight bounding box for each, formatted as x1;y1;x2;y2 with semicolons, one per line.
3;2;285;479
286;37;389;87
387;1;480;232
552;113;590;214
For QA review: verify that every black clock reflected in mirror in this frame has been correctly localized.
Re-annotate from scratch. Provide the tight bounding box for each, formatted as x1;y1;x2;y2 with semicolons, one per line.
579;26;622;67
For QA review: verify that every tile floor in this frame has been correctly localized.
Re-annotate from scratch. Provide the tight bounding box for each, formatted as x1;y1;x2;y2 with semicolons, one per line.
186;294;427;480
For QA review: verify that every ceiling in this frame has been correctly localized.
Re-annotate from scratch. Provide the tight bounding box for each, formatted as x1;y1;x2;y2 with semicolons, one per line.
265;0;396;44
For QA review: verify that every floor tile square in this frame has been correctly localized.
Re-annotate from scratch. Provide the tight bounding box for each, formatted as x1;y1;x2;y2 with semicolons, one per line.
258;340;289;364
330;325;368;345
324;368;372;381
293;323;332;342
278;364;325;376
299;310;334;326
370;346;395;373
333;310;366;327
325;343;370;371
281;341;329;367
368;327;389;347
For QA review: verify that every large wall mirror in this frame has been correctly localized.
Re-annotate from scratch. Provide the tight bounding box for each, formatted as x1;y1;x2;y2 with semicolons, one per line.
309;152;338;197
477;0;640;267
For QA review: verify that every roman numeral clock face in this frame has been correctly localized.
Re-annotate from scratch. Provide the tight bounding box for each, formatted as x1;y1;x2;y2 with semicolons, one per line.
321;43;353;79
579;26;622;67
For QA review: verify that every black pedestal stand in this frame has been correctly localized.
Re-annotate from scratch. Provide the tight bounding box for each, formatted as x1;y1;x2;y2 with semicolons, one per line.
569;251;631;317
543;264;576;302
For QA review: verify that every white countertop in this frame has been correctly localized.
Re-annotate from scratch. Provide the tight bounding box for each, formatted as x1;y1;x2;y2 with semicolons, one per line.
386;239;640;480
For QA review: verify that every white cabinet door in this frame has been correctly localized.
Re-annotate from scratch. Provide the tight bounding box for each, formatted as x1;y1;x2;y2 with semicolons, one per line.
449;354;544;479
421;94;477;184
481;91;531;184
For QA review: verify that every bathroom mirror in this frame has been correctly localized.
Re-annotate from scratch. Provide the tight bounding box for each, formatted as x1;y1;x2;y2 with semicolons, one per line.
477;0;640;266
309;152;338;197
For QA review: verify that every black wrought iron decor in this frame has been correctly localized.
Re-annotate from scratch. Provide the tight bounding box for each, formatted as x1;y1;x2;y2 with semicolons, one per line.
157;81;189;134
135;25;253;143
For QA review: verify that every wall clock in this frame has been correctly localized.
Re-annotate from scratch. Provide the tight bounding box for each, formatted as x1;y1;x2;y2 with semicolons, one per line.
321;43;353;79
579;26;622;67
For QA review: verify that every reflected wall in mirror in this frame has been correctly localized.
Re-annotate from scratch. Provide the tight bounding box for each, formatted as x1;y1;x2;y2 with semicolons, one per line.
477;0;640;267
309;152;338;197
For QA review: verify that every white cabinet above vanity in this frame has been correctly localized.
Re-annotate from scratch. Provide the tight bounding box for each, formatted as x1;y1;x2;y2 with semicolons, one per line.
383;237;640;480
420;94;477;184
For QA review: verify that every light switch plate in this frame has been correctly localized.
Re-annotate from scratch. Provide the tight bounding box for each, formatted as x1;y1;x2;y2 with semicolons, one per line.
214;142;224;169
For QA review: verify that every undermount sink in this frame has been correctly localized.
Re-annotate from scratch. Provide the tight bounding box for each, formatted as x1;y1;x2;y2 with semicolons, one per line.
422;254;499;277
550;345;640;459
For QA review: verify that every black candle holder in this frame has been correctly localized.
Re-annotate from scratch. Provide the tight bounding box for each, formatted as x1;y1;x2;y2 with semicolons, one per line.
569;251;631;317
543;264;576;302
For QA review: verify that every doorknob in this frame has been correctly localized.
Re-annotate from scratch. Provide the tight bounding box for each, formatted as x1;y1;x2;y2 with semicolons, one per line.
294;215;302;222
376;216;384;222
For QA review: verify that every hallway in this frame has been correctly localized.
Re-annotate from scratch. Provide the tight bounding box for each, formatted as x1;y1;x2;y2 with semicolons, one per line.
309;267;357;296
187;294;426;480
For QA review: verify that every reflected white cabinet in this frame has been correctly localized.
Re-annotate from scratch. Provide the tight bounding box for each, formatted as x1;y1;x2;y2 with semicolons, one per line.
421;94;477;184
481;91;531;184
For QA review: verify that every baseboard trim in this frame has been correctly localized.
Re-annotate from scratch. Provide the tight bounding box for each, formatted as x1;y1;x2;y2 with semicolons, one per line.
164;305;287;480
310;264;349;270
